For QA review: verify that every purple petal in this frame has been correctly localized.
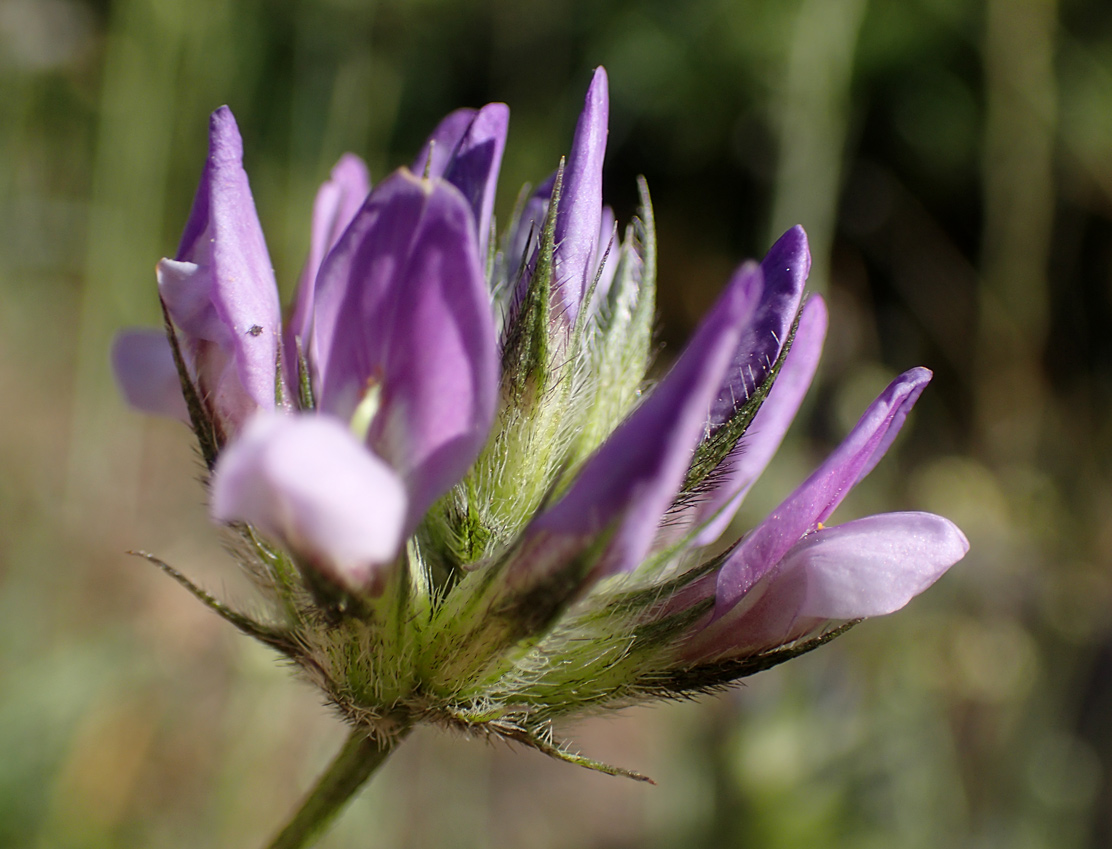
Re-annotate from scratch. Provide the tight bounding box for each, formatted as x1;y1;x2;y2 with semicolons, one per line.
503;175;554;320
111;329;190;422
161;107;283;430
689;512;967;659
689;295;828;545
210;413;408;591
312;170;498;530
552;67;609;325
442;103;509;260
709;226;810;426
529;262;761;576
288;154;371;373
714;367;933;612
507;175;553;277
411;108;478;180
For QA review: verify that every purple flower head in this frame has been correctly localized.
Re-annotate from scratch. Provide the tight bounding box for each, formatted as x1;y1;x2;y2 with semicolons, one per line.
114;70;967;801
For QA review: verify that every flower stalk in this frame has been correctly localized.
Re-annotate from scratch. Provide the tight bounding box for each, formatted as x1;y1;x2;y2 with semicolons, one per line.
265;727;410;849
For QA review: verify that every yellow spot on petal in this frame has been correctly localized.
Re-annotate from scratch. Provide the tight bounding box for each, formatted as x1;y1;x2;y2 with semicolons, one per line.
350;374;383;441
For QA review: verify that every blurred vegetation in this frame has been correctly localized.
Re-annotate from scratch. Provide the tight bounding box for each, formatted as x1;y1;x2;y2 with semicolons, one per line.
3;0;1112;846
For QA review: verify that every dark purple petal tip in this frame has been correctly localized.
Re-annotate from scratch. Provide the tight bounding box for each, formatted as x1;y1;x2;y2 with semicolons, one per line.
688;294;829;546
710;226;811;426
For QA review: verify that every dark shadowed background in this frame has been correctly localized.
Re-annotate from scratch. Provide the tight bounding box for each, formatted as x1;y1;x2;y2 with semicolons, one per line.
3;0;1111;846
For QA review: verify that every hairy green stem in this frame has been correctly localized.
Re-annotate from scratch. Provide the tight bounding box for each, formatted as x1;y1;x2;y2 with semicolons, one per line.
265;726;411;849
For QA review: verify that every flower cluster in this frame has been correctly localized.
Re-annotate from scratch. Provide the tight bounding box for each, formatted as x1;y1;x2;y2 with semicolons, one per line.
114;68;967;771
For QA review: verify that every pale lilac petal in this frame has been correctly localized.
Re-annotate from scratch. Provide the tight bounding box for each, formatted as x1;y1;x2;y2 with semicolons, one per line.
689;512;967;659
161;107;283;429
714;367;932;611
157;259;211;333
411;108;477;180
312;170;498;530
157;259;254;430
288;154;371;374
442;103;509;259
586;206;619;318
111;329;190;422
689;295;828;545
786;512;968;619
529;263;761;576
211;413;407;590
593;206;616;270
710;226;810;426
552;67;608;325
300;155;372;297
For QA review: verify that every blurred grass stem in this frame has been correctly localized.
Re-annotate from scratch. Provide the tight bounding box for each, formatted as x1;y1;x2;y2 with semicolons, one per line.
768;0;867;294
266;727;411;849
67;0;184;529
977;0;1057;463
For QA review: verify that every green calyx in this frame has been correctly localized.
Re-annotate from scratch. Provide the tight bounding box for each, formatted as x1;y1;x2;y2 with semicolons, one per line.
421;176;658;578
148;168;846;791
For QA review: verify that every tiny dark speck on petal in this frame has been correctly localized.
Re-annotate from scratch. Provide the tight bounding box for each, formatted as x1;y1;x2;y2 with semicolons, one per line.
248;325;263;337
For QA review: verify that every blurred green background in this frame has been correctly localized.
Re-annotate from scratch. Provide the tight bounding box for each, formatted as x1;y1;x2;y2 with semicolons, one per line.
3;0;1112;846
